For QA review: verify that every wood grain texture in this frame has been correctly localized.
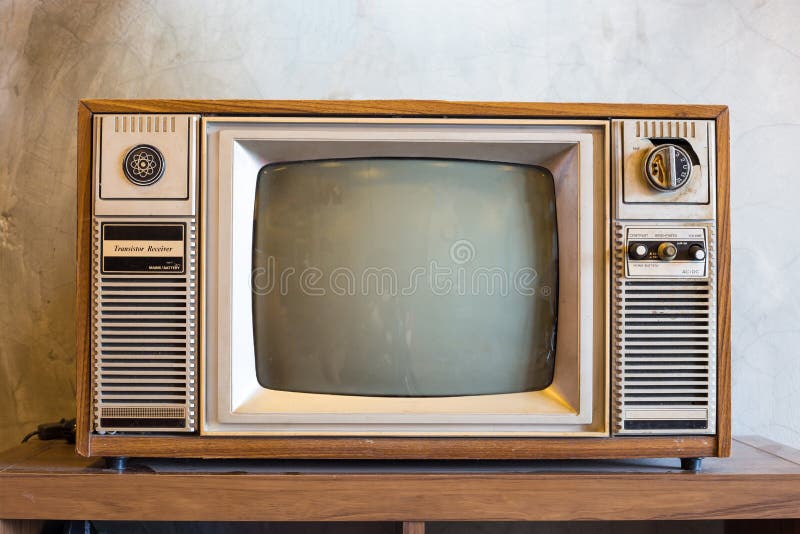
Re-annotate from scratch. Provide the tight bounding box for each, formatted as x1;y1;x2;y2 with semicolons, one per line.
87;435;717;460
75;102;93;458
80;99;727;119
13;472;800;521
1;439;799;522
0;440;54;473
716;107;732;458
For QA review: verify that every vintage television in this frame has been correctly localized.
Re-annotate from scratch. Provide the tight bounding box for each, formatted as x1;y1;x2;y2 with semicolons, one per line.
75;100;730;470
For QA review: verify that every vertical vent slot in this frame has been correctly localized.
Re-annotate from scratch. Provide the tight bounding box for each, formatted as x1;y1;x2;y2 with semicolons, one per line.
114;115;178;133
635;120;697;138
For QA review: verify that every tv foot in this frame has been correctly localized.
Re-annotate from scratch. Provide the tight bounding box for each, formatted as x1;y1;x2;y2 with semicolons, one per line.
680;457;702;471
105;456;129;471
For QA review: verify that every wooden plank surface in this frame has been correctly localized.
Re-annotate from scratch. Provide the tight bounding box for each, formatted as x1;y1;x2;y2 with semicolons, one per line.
1;437;798;522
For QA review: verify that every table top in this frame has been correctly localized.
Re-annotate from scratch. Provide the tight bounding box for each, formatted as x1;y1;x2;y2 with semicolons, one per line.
2;436;799;521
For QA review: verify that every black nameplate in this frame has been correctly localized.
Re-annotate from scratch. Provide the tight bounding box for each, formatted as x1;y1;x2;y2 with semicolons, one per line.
101;223;186;274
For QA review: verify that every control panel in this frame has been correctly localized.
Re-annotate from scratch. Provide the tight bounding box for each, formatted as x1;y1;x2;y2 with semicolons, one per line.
91;114;199;434
612;119;717;437
93;115;197;216
625;227;708;278
616;120;715;222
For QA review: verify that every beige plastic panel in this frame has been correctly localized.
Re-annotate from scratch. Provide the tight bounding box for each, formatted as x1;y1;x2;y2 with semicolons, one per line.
202;118;609;436
614;119;716;221
612;222;717;435
94;114;198;216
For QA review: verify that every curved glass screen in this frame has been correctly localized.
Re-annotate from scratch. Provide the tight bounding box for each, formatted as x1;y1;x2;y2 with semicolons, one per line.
252;158;558;397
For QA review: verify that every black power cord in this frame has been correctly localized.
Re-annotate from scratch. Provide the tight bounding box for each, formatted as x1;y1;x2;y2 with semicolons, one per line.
21;418;76;444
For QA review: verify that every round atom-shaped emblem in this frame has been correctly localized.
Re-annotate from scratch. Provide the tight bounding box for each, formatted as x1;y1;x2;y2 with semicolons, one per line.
123;144;165;186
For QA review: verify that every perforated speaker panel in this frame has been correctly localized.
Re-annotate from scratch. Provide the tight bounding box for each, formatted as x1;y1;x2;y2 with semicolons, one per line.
92;218;197;432
613;223;717;434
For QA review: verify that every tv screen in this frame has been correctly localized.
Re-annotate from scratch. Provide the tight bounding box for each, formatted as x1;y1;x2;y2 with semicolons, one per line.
252;158;558;397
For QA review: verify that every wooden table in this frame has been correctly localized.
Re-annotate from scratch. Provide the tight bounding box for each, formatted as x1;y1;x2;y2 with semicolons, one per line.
1;436;799;533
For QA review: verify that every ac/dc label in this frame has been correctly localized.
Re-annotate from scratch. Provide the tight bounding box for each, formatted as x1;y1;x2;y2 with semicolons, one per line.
101;223;185;274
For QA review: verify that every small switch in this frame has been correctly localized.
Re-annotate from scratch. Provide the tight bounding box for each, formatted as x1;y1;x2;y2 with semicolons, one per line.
688;244;706;261
628;242;649;260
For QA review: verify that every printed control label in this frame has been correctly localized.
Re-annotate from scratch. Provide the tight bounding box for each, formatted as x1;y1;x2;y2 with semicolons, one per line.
625;227;708;279
101;224;185;274
627;228;705;241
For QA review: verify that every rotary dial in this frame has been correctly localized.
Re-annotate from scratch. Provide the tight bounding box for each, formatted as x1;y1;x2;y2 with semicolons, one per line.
643;144;693;192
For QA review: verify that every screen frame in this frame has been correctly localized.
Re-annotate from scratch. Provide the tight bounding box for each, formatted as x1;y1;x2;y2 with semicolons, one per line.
202;118;609;436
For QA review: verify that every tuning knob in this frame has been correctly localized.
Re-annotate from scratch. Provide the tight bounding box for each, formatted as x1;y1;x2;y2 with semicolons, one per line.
688;244;706;261
644;144;693;191
657;242;678;261
628;242;649;260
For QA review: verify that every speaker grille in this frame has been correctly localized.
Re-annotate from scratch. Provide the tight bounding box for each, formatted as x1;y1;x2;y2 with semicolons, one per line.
613;224;717;434
93;219;196;432
101;407;185;418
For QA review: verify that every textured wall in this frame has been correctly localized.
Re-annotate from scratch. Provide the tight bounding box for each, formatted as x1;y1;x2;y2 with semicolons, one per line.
1;0;798;452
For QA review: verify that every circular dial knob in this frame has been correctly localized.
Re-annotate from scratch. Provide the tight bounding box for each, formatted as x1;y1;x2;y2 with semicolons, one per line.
657;242;678;261
643;144;693;191
628;242;649;260
123;144;165;186
688;244;706;261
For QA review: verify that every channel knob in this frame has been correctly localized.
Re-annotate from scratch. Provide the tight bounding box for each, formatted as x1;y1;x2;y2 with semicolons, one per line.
657;242;678;261
628;242;649;260
643;144;693;191
688;244;706;261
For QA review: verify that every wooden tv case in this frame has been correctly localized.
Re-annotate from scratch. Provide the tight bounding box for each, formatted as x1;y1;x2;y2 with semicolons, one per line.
75;100;731;460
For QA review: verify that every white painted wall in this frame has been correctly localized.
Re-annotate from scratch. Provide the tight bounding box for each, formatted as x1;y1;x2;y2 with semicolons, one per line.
1;0;798;451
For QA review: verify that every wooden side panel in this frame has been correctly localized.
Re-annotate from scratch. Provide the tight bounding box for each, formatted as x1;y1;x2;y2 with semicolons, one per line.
716;108;732;457
75;103;93;457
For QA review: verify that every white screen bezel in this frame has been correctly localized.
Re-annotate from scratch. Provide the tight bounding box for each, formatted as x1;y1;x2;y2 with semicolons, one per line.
202;118;608;435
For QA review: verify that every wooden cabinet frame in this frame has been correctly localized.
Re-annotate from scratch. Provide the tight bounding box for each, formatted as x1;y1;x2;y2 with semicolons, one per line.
75;100;730;459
